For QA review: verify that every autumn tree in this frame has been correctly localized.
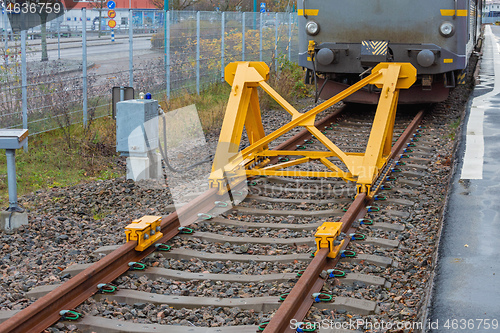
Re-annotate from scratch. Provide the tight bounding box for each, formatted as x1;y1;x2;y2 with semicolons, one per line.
152;0;202;10
267;0;293;12
89;0;107;37
207;0;248;11
40;10;49;61
152;0;293;11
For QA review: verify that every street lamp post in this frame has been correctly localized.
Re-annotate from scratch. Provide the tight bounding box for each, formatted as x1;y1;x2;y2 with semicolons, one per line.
253;0;257;29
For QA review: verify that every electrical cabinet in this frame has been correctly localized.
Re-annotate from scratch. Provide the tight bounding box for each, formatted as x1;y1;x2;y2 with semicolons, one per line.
116;99;158;155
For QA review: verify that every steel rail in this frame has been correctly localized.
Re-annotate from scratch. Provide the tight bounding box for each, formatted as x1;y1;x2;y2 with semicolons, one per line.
264;109;425;333
267;107;344;165
0;107;346;333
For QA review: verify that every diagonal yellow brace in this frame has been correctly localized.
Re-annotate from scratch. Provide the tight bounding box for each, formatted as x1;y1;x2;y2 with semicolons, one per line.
261;157;310;171
255;150;336;158
247;170;343;178
209;61;416;195
355;63;415;193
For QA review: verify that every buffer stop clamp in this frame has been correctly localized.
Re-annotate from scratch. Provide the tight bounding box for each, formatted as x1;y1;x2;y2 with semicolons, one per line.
125;215;163;251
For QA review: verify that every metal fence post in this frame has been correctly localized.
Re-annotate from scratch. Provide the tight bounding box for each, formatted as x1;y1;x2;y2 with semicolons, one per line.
21;29;27;150
129;9;133;87
259;12;263;62
242;12;245;61
57;19;61;59
3;7;8;66
196;11;200;95
82;8;87;127
275;12;278;71
221;12;225;81
288;12;291;61
166;10;170;99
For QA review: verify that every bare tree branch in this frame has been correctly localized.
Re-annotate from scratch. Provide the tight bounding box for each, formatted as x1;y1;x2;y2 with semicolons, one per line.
152;0;203;10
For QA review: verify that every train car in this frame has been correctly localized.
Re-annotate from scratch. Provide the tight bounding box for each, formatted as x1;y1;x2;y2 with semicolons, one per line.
298;0;483;104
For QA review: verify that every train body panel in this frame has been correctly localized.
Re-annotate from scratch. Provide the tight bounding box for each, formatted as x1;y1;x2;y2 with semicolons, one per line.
298;0;483;103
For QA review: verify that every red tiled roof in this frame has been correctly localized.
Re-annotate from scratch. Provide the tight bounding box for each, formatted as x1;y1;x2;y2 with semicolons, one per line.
65;0;158;10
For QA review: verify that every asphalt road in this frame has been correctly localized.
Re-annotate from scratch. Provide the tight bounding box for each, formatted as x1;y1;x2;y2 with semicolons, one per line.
1;35;156;65
36;36;153;61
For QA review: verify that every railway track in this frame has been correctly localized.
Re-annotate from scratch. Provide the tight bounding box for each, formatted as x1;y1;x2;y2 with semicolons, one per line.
0;101;440;333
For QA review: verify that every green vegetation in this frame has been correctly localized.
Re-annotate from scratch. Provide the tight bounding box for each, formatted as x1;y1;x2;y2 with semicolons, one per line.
260;54;312;110
158;82;232;133
450;117;461;130
0;117;121;206
447;117;461;140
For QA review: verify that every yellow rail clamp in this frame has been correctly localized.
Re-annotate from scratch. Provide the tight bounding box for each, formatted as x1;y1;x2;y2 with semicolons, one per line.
125;215;163;251
209;61;416;197
314;222;344;258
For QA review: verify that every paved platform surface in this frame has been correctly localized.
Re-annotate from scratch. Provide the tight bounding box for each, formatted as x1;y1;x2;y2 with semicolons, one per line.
427;25;500;332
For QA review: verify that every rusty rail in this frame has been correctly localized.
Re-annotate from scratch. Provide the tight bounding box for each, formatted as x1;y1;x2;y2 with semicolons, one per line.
264;109;425;333
268;107;344;164
0;107;346;333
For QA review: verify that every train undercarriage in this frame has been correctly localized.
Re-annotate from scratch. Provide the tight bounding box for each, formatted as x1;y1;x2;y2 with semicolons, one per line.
306;71;463;104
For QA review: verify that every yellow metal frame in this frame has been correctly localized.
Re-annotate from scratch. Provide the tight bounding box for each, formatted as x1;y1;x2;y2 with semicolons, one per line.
315;222;344;258
209;61;416;195
125;215;163;251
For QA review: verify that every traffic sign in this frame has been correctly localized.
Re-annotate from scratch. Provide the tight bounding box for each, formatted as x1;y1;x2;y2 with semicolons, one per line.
260;2;266;8
260;8;265;13
107;1;116;9
108;19;116;28
108;9;116;18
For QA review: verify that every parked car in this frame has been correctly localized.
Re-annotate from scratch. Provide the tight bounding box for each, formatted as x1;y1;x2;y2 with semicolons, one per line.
48;23;73;37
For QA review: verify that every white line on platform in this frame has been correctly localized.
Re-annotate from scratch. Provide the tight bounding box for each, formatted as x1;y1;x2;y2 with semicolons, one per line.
460;25;500;180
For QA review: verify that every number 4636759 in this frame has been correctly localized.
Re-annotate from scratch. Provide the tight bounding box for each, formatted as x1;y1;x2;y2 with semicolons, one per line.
443;319;499;330
4;1;62;14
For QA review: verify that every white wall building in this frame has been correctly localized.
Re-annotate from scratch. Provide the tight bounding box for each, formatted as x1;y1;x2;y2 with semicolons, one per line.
484;0;500;23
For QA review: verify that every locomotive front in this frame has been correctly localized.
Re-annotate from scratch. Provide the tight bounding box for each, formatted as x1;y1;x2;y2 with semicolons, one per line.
298;0;481;104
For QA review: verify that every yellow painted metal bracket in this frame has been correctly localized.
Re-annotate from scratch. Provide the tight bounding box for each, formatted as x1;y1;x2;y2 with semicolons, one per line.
209;61;416;197
314;222;344;258
125;215;163;251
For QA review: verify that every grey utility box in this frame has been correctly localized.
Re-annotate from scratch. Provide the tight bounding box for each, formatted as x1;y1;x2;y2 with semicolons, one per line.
116;99;158;156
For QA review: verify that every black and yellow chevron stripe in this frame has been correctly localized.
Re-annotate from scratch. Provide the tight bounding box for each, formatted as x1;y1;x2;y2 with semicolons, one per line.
361;40;388;56
457;71;467;85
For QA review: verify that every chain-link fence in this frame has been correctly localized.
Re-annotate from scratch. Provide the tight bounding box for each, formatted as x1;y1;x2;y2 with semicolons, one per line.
0;9;298;136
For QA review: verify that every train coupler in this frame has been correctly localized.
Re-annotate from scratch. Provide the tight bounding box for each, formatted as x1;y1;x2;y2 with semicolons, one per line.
125;215;163;251
314;222;345;258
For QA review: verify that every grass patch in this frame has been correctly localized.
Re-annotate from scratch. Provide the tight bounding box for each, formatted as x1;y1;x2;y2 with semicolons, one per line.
260;56;313;110
450;117;461;129
92;207;110;220
0;116;122;207
447;117;461;140
158;82;232;133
